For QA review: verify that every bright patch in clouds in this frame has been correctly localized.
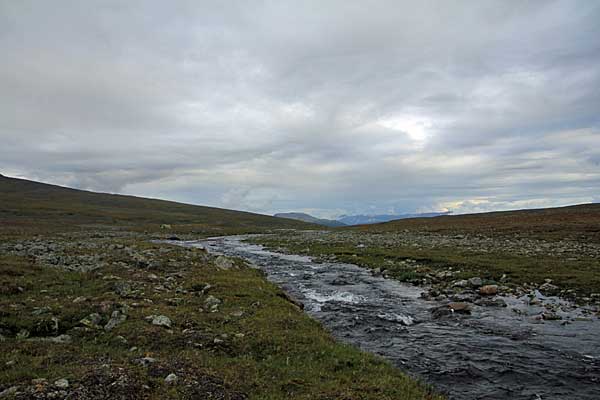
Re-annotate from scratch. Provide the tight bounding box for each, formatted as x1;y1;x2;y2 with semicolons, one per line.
377;116;432;142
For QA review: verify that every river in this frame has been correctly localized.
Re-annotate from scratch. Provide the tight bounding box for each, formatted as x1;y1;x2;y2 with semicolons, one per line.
175;235;600;400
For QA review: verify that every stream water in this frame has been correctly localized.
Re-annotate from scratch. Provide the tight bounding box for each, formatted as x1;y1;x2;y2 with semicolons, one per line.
178;235;600;400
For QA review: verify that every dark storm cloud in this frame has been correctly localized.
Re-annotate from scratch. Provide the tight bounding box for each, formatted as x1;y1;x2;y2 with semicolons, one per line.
1;0;599;216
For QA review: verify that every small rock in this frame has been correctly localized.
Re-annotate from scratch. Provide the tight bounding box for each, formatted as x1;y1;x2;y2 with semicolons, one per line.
204;295;221;311
148;315;172;328
214;256;234;270
468;277;483;287
453;280;469;288
104;311;127;331
0;386;18;398
541;311;562;321
31;306;52;316
80;313;102;329
539;282;559;294
475;297;507;307
479;285;499;296
72;296;87;303
54;378;69;389
164;373;178;384
134;357;157;367
49;334;72;344
448;302;472;313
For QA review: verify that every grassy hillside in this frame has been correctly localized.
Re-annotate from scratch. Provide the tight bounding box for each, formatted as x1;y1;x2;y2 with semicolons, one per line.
352;203;600;243
0;174;316;235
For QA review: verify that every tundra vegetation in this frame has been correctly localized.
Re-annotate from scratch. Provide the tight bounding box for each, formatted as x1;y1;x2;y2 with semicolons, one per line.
0;175;440;399
253;204;600;307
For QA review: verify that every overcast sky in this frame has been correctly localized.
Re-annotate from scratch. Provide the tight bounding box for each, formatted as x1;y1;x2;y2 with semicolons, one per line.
1;1;599;218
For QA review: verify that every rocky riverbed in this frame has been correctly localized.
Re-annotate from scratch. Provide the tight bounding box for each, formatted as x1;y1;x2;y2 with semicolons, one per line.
183;235;600;400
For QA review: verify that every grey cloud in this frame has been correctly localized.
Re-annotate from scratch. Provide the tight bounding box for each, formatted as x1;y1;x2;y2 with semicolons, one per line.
1;1;599;216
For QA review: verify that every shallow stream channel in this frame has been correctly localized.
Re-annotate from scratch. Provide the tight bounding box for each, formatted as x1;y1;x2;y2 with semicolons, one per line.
174;235;599;399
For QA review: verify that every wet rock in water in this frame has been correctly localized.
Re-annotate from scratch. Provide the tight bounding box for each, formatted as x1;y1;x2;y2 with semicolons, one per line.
541;311;562;320
104;310;127;331
377;312;414;326
164;373;178;384
475;297;507;307
479;285;499;296
468;277;483;288
449;302;472;312
453;280;469;288
147;315;172;328
168;236;181;241
372;267;382;276
539;281;559;294
214;256;234;270
450;293;478;303
431;302;472;318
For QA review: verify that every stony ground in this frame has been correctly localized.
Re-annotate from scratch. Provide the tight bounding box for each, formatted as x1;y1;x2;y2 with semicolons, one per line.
0;229;440;400
252;230;600;319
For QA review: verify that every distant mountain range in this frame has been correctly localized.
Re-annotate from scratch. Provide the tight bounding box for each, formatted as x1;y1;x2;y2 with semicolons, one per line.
274;211;452;227
337;212;452;225
273;212;347;227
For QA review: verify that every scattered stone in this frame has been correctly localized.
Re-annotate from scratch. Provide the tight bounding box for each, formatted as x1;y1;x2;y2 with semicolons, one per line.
164;373;178;384
539;282;559;294
0;386;18;398
453;280;469;288
431;302;472;318
147;315;172;328
54;378;69;389
204;295;221;311
541;311;562;321
80;313;102;329
475;297;507;307
479;285;499;296
449;302;472;313
134;357;157;367
72;296;87;303
468;277;483;287
31;306;52;315
214;256;234;270
113;281;133;297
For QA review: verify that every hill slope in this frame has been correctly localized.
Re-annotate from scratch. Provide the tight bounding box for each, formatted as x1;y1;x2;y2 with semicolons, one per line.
274;212;346;227
352;203;600;243
0;174;316;233
338;212;451;225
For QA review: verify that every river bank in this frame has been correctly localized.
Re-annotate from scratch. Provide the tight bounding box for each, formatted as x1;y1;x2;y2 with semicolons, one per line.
0;229;439;399
189;235;600;400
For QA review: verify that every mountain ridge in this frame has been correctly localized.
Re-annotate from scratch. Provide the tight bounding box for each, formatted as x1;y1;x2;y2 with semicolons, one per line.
273;212;346;227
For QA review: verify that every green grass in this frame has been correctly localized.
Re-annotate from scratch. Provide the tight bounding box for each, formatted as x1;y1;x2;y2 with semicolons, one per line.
254;235;600;299
0;239;439;399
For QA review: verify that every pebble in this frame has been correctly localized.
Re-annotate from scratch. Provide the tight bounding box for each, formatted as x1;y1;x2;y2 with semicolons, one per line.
164;373;178;384
54;378;69;389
